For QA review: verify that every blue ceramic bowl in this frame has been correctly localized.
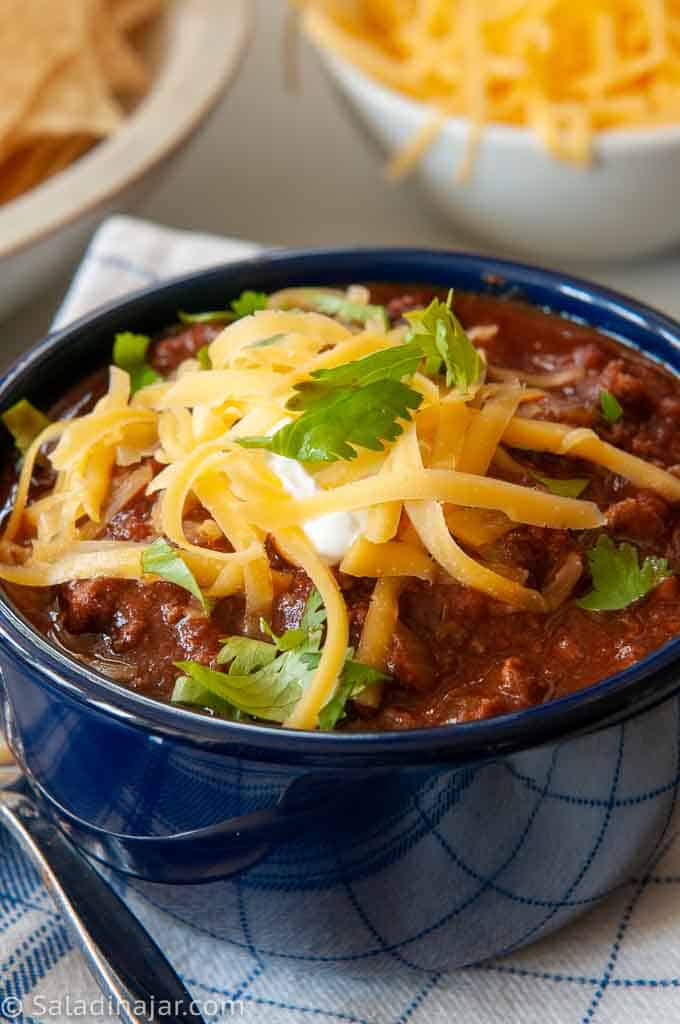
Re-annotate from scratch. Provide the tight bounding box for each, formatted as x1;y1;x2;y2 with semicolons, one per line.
1;249;679;974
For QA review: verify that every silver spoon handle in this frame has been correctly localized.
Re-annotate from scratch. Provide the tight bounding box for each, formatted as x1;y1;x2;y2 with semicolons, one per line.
0;795;204;1024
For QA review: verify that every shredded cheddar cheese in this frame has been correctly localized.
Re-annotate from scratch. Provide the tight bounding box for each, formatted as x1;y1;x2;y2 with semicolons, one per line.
355;575;403;708
340;536;436;581
299;0;680;175
274;527;350;730
237;469;605;533
502;417;680;502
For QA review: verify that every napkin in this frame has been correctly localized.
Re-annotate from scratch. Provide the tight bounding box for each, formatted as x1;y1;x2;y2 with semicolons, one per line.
1;215;679;1024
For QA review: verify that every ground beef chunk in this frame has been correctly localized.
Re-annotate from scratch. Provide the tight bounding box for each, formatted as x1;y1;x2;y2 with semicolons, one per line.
660;396;680;420
270;568;375;648
399;581;489;674
650;577;680;603
575;343;608;372
497;656;546;705
339;575;374;647
436;695;514;725
630;416;680;467
417;655;549;727
386;623;437;691
384;291;434;324
480;526;575;590
371;706;421;731
48;369;107;421
149;323;222;375
271;570;314;636
606;492;671;542
600;358;653;412
669;526;680;574
58;579;222;694
103;493;156;542
59;579;120;635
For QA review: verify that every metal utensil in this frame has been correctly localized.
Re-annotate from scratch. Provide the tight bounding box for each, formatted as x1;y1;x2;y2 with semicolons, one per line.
0;766;204;1024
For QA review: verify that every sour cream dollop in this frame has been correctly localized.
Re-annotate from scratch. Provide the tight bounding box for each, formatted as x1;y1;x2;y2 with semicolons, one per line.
265;451;366;564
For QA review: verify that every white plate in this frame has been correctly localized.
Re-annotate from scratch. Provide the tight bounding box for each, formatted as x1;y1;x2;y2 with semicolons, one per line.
0;0;253;320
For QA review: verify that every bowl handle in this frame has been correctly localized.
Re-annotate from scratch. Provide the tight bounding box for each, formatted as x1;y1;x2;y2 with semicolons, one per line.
26;768;381;884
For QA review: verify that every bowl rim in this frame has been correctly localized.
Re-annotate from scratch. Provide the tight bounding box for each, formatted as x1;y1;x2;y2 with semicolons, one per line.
321;45;680;152
1;245;680;763
0;0;254;264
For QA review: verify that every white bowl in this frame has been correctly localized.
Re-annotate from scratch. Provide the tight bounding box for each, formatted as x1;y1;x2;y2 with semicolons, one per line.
0;0;252;321
321;50;680;263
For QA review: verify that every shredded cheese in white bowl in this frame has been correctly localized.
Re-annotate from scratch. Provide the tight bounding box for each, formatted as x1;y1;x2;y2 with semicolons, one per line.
299;0;680;261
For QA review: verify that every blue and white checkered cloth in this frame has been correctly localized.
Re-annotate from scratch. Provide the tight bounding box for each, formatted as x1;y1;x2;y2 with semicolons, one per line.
2;216;680;1024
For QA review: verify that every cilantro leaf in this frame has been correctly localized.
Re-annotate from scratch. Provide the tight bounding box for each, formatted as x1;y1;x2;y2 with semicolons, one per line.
310;292;388;329
239;345;423;463
178;290;269;326
299;588;325;649
207;591;329;722
318;660;388;730
529;469;590;499
171;674;240;719
405;290;484;393
577;535;673;611
142;538;210;614
286;343;423;410
175;655;311;723
113;332;161;394
176;589;390;727
231;290;268;318
196;345;212;369
275;628;307;651
600;389;623;424
240;380;422;463
273;289;387;327
177;650;386;727
1;399;51;453
258;618;306;651
178;310;235;325
216;636;278;673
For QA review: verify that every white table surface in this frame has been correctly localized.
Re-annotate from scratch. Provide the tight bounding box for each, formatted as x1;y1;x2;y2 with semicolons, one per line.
3;0;680;358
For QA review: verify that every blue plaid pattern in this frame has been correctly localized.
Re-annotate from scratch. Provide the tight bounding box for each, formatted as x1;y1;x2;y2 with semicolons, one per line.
1;695;679;1023
2;217;680;1024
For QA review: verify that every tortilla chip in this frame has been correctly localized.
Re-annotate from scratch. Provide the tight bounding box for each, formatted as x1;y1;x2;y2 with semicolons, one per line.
0;135;96;203
47;135;97;176
23;49;125;141
0;0;86;143
108;0;164;34
0;139;59;203
94;0;150;97
0;0;162;203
